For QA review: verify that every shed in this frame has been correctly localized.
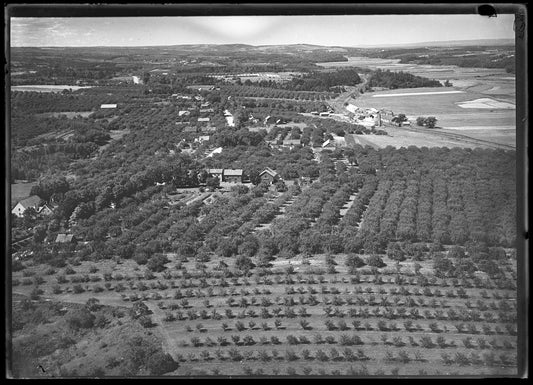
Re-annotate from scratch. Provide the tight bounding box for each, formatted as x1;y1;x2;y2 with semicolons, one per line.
55;234;76;243
100;104;117;109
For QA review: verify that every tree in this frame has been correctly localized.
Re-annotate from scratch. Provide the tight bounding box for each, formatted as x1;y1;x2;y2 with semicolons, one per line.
387;242;406;262
130;301;150;319
147;254;169;272
275;179;288;192
67;308;95;330
425;117;437;128
416;117;426;127
433;254;455;277
345;254;365;271
235;255;255;272
206;177;220;190
366;255;386;268
392;114;407;127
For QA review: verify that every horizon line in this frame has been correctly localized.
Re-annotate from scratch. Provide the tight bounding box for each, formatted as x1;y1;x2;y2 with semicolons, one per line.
10;37;515;49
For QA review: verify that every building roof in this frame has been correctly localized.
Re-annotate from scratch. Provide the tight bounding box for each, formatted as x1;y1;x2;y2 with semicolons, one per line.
224;169;243;176
322;139;334;148
260;167;279;178
283;139;301;146
197;117;210;122
37;204;54;213
208;169;224;174
101;104;117;109
55;234;75;243
17;195;41;209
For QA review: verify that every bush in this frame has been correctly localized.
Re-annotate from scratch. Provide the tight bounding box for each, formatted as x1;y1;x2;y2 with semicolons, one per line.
67;308;95;329
365;255;385;268
147;352;179;375
138;315;153;328
147;254;170;272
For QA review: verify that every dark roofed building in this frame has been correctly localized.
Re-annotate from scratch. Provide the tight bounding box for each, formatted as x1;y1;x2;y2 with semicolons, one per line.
222;169;243;183
259;167;280;184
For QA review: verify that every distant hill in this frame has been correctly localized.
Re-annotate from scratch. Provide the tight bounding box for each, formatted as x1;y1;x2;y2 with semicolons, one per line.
356;38;514;48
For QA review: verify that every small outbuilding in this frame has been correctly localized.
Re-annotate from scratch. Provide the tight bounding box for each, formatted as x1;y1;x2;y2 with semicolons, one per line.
55;234;77;244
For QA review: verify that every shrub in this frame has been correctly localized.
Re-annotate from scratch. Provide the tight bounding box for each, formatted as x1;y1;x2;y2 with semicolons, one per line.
147;352;179;375
365;255;385;268
138;315;153;328
67;308;95;329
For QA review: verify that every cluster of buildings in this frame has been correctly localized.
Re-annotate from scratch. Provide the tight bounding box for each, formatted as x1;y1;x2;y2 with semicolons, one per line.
346;104;396;128
206;167;281;185
11;195;54;218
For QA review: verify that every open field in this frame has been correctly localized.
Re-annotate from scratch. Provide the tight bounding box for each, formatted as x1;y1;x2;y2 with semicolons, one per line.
11;85;93;93
35;111;94;119
317;57;515;96
350;132;473;150
372;90;465;98
349;125;515;150
11;182;37;206
457;99;515;109
352;87;515;132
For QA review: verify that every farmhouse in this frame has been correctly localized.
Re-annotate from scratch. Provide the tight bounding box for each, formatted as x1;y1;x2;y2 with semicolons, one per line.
222;169;244;183
37;204;54;216
282;139;301;149
259;168;280;184
55;233;76;244
11;195;41;218
198;117;210;123
194;135;210;143
100;104;117;109
178;110;190;117
208;169;224;180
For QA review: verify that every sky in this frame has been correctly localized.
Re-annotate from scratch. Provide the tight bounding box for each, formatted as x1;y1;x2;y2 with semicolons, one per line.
10;14;515;47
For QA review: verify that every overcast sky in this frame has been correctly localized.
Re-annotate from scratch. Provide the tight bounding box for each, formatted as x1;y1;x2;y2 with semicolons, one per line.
10;14;515;47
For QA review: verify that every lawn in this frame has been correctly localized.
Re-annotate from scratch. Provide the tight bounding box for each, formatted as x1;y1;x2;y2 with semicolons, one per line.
11;182;37;206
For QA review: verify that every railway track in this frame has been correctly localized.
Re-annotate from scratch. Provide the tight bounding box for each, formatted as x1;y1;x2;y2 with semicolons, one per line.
395;125;516;150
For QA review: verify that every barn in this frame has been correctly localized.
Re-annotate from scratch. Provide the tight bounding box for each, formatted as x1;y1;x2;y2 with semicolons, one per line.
222;169;243;183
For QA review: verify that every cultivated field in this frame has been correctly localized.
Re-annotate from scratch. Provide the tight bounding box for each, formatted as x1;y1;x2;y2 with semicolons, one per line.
11;85;93;93
12;250;518;376
353;87;515;128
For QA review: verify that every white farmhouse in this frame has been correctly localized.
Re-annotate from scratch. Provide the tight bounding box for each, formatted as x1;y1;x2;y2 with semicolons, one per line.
11;195;41;217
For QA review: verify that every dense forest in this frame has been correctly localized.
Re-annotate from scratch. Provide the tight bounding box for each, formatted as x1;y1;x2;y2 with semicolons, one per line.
354;45;516;74
242;69;362;92
367;69;443;89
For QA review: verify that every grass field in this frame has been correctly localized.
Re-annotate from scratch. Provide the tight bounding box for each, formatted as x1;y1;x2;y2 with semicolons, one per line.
11;85;93;93
11;182;36;206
